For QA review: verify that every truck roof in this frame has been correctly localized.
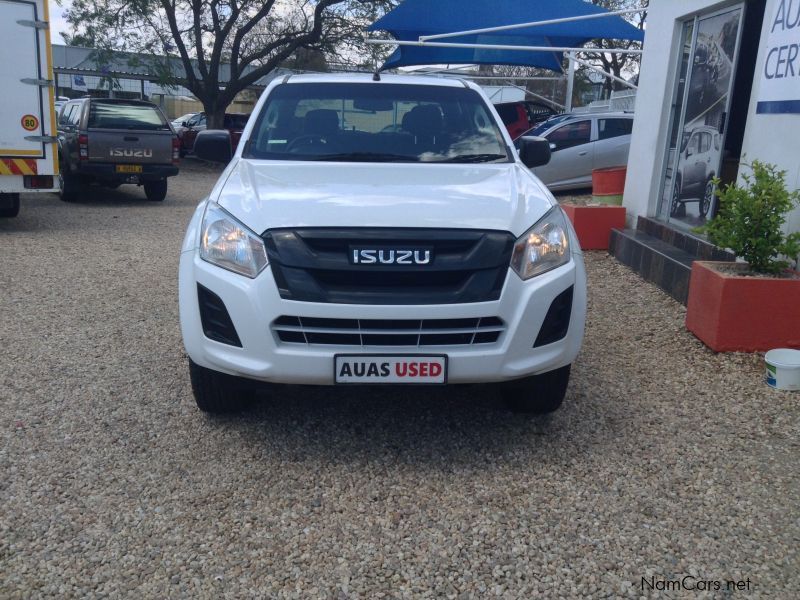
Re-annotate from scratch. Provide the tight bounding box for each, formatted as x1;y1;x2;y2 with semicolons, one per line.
281;73;470;88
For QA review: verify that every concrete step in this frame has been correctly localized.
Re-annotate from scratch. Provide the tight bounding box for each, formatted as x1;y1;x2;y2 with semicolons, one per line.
635;216;735;262
609;217;736;306
609;229;693;305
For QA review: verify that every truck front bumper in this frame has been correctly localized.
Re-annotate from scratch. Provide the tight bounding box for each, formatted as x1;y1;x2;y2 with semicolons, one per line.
179;248;587;386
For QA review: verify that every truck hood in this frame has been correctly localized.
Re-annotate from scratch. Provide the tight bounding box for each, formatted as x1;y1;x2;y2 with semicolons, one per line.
212;159;556;238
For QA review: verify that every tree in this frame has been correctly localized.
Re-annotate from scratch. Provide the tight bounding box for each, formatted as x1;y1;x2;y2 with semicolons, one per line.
61;0;396;127
582;0;648;95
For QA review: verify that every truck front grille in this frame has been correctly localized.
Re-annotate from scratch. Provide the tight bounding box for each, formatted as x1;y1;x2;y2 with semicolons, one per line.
262;228;515;305
272;316;504;347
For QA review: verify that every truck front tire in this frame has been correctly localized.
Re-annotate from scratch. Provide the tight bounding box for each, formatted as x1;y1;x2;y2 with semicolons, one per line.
188;359;255;413
144;179;168;202
501;365;571;414
0;193;20;218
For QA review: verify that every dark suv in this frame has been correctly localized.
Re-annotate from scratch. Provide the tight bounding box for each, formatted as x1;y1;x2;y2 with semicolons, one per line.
57;98;180;202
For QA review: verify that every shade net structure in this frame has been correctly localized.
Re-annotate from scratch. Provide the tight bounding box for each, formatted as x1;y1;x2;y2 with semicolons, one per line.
369;0;645;72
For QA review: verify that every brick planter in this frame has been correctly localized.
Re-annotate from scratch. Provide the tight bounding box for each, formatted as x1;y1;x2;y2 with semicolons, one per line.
685;261;800;352
561;204;626;251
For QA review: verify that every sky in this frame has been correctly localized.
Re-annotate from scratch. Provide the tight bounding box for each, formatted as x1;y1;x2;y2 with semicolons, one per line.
49;0;70;44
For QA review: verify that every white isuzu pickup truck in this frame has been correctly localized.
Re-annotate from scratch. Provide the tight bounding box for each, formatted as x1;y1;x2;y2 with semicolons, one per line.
179;74;586;414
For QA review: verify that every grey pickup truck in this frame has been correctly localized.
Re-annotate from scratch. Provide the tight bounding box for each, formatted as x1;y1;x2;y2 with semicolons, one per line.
57;98;179;202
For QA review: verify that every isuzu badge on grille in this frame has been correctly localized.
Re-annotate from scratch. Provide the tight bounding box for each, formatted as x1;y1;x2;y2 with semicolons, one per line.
350;249;432;265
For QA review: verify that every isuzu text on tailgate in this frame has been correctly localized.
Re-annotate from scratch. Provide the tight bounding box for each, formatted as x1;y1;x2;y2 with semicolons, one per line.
179;74;586;415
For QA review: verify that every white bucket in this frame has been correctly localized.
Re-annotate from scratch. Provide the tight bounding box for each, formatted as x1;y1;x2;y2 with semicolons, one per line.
765;349;800;390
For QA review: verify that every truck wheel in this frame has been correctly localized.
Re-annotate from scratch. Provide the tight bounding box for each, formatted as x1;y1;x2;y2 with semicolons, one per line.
60;172;82;203
670;178;682;217
0;193;20;218
699;179;714;217
188;359;255;413
501;365;571;414
144;179;168;202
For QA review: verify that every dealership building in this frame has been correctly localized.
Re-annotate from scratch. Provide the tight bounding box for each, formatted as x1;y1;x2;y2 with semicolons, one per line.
624;0;798;230
613;0;799;302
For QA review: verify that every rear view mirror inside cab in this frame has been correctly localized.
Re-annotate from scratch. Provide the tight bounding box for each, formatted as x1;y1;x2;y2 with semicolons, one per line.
353;98;394;112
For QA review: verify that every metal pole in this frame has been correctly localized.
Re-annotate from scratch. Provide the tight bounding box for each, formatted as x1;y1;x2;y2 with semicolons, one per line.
366;39;642;55
565;52;575;112
501;82;565;110
447;75;564;81
570;55;638;90
419;8;646;41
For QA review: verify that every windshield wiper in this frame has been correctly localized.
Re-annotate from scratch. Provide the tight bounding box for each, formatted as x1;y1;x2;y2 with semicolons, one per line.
438;154;508;163
308;152;418;162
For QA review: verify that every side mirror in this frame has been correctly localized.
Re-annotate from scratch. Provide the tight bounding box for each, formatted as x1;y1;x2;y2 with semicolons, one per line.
194;129;232;163
686;146;693;158
180;121;188;127
518;136;551;168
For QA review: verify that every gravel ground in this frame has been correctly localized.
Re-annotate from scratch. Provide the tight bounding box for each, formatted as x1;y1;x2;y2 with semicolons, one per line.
1;161;798;598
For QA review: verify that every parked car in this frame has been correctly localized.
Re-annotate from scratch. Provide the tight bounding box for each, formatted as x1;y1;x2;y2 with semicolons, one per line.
520;112;634;191
171;112;198;133
671;125;721;217
178;112;249;156
178;73;586;415
57;98;180;202
495;100;559;140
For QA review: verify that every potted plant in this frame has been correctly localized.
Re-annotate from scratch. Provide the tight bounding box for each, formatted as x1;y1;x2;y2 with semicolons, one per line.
561;197;627;251
686;161;800;351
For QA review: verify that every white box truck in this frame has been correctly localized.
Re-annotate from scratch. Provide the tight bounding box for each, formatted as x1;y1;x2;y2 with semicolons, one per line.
0;0;59;218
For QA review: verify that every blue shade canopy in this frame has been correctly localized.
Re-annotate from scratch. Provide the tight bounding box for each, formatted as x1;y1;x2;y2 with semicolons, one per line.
369;0;645;72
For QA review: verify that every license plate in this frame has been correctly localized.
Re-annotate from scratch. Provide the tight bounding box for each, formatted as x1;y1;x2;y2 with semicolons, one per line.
334;355;447;384
116;164;142;173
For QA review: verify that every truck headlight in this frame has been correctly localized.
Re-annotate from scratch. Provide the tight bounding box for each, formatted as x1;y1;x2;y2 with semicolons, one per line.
510;206;570;280
200;203;268;278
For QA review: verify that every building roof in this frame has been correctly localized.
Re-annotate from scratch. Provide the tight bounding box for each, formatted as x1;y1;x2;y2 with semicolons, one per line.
51;44;293;87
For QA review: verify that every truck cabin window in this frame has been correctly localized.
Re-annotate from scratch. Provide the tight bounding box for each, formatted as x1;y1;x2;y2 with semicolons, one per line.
245;83;512;163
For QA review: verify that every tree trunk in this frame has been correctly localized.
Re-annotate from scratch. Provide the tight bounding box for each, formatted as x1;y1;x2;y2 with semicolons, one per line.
207;105;227;129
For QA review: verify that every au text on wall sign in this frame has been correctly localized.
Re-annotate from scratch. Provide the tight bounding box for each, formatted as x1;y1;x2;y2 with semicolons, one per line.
758;0;800;113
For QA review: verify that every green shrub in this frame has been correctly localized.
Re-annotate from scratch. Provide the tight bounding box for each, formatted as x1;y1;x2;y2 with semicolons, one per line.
705;161;800;274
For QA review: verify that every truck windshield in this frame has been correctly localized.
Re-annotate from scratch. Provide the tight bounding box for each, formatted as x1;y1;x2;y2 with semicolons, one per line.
245;83;512;163
88;102;169;130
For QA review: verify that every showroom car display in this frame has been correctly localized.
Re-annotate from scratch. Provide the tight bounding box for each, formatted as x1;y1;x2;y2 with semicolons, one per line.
523;112;634;191
670;125;721;218
57;98;180;202
178;74;586;414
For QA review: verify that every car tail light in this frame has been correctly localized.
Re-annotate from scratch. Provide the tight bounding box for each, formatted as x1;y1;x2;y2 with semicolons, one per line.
23;175;54;189
172;137;180;164
78;134;89;161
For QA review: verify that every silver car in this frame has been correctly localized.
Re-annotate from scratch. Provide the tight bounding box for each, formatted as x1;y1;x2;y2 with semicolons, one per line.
519;112;634;191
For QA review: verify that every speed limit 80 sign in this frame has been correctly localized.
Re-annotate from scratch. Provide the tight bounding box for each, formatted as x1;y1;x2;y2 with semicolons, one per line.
21;114;39;131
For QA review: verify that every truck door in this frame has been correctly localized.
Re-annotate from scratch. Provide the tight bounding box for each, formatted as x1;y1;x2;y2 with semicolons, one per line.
0;0;48;160
0;0;58;194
